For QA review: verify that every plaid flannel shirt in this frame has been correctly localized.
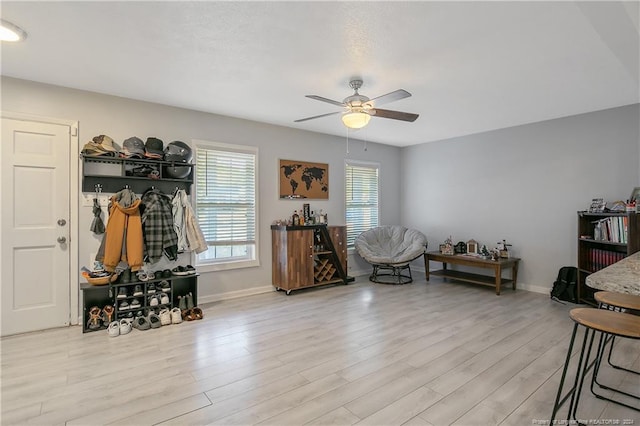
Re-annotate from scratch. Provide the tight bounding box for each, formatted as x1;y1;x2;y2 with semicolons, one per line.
141;190;178;263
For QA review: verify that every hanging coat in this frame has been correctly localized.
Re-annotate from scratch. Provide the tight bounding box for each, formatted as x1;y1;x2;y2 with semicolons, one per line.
97;189;144;272
172;189;207;254
141;189;178;263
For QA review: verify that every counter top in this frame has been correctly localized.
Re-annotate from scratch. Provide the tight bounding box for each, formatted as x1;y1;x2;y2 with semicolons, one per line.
586;251;640;296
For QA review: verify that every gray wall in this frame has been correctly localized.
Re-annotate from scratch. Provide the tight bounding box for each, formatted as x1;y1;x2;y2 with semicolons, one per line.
2;76;638;303
402;104;640;292
1;77;402;304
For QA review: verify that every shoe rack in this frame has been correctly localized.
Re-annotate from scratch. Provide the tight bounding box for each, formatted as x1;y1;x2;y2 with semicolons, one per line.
81;274;198;333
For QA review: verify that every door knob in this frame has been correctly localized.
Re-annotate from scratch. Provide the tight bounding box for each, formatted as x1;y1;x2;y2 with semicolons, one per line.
57;219;66;226
57;236;67;244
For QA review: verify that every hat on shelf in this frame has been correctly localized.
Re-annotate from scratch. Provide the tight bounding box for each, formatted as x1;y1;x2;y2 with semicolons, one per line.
144;137;164;159
120;137;146;158
81;135;120;157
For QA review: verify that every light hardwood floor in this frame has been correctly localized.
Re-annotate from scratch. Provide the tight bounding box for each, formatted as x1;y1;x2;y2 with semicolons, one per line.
1;276;638;425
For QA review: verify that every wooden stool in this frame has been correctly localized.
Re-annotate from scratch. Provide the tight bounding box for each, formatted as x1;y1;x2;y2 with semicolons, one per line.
551;308;640;422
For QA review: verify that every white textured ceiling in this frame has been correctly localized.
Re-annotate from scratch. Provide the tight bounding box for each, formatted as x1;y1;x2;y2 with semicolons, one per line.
1;1;638;147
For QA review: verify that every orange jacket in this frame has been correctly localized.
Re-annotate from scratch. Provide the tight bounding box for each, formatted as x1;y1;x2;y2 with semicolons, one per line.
102;197;144;272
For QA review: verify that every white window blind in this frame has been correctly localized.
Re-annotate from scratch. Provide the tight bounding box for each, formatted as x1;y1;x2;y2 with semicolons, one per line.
345;161;379;247
194;142;257;268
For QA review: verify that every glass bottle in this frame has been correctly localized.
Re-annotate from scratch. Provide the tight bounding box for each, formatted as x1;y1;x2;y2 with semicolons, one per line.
292;210;299;226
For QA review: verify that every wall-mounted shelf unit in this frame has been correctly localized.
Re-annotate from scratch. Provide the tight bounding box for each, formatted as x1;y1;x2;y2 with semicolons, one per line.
82;155;193;194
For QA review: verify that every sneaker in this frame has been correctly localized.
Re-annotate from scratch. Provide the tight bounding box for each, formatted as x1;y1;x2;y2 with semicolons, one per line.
185;265;196;275
171;266;189;276
162;269;172;278
160;280;171;292
160;293;170;305
119;319;132;335
130;298;141;309
149;295;159;307
116;287;128;299
132;316;150;331
136;271;148;282
147;283;156;294
178;295;187;311
118;301;130;311
133;285;143;296
171;307;183;324
146;271;155;281
148;313;162;329
159;308;172;326
108;321;120;337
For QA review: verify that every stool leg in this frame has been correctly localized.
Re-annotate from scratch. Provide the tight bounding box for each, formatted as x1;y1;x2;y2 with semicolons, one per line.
606;335;640;375
590;332;640;409
551;323;582;421
568;327;598;422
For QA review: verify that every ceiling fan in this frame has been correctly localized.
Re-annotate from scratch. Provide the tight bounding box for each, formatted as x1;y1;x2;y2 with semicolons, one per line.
295;79;419;129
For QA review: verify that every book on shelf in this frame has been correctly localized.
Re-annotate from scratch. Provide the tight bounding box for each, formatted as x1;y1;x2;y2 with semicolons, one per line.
587;248;624;272
591;216;627;243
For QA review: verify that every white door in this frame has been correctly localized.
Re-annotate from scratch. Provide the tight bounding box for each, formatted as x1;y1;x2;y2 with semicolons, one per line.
1;118;71;336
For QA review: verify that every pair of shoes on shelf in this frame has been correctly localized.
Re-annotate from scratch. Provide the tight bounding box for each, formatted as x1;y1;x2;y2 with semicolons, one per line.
147;283;156;294
178;292;195;311
87;306;102;330
182;307;203;321
108;319;133;337
179;292;203;321
159;280;171;292
133;285;143;296
148;293;170;307
117;287;128;299
171;265;196;276
136;270;155;282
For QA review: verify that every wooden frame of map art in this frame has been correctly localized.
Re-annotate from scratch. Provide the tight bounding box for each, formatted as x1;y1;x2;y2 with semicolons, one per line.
279;159;329;199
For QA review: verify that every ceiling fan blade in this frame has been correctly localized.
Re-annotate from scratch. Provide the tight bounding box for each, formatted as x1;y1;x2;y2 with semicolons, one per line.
372;108;419;122
305;95;346;107
294;111;341;123
368;89;411;107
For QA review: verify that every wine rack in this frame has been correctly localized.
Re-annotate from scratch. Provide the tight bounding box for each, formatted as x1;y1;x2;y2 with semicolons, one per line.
314;258;336;283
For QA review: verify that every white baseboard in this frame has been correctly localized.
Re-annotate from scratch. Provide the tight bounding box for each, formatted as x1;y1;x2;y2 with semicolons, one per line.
199;285;274;304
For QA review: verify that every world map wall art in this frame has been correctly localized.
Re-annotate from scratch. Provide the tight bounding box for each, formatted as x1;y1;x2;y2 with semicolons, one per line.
279;159;329;199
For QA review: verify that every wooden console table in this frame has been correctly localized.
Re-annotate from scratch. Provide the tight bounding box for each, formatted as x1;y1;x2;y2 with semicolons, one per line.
425;251;520;295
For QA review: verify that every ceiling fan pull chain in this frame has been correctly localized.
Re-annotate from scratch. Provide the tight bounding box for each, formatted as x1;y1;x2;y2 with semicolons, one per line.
346;129;350;154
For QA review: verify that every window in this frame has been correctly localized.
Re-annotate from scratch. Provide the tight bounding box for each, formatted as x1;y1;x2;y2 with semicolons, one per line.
345;160;379;248
194;140;258;270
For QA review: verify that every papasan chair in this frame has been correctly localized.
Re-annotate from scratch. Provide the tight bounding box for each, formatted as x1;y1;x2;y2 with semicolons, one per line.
354;225;428;284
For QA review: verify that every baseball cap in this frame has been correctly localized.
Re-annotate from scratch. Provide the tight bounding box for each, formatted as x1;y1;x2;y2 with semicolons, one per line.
81;135;120;157
144;137;164;159
120;137;146;158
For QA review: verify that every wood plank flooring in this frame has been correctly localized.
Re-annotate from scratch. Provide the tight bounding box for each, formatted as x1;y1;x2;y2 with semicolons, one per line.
1;276;638;425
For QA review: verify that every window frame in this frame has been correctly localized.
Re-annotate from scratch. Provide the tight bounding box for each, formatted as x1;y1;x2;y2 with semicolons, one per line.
192;139;260;272
345;159;380;250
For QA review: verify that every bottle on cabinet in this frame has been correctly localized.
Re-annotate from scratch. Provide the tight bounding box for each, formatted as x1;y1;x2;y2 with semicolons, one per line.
292;210;299;226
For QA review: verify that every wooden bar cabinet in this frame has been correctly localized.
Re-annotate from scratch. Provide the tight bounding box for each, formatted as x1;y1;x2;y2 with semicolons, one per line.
271;224;347;295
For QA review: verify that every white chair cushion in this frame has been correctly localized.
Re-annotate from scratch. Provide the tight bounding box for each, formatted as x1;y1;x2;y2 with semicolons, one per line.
354;226;427;266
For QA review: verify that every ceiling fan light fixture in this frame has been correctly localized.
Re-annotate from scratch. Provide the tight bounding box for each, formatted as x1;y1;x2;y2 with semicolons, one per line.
342;111;371;129
0;19;27;42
